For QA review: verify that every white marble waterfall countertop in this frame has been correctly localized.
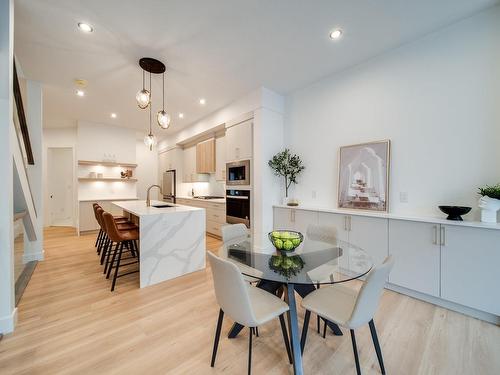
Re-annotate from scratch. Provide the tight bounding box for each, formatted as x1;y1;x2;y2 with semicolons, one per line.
112;199;203;217
112;199;206;288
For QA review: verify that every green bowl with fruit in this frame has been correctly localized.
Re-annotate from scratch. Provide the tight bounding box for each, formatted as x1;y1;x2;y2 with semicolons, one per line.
268;230;304;252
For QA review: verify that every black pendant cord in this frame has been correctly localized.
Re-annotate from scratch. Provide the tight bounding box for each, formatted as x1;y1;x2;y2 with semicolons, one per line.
149;72;152;133
142;70;145;90
162;72;165;110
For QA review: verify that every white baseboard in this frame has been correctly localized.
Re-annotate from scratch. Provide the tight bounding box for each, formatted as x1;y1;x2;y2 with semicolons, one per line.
386;283;500;325
0;308;18;334
23;250;44;262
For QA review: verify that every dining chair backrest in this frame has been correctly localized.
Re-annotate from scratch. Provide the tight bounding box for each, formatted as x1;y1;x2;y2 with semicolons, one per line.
347;255;394;329
207;251;257;327
306;224;337;244
221;223;248;243
102;212;123;242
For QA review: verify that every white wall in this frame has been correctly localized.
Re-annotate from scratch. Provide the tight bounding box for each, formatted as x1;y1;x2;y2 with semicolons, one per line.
136;139;158;200
77;121;136;164
0;0;16;334
284;7;500;219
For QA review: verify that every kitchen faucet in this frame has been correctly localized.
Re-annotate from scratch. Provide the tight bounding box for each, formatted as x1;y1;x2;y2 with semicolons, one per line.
146;184;163;207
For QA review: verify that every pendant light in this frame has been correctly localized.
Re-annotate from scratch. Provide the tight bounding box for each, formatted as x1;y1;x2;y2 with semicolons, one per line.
136;70;150;109
143;72;156;150
157;72;171;129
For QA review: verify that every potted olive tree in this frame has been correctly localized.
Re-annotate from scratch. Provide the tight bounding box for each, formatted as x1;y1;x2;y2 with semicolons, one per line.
268;149;305;206
478;184;500;223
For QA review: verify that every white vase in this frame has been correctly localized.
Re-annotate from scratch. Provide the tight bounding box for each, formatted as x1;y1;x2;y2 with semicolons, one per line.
478;196;500;223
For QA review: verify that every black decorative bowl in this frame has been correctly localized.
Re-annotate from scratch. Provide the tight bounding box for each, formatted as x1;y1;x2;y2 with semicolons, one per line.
438;206;471;221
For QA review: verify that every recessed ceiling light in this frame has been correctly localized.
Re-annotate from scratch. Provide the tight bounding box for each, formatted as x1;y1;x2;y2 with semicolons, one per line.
76;89;85;97
111;113;117;118
329;28;343;40
178;113;184;119
199;98;206;105
78;22;93;33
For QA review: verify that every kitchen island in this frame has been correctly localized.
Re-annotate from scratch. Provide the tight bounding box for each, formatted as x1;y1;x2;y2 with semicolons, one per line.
112;200;206;288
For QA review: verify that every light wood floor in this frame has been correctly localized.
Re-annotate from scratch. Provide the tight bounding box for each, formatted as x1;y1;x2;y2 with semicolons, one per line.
0;227;499;375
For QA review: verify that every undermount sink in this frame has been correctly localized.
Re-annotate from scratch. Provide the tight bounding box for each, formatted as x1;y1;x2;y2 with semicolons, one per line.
151;204;175;208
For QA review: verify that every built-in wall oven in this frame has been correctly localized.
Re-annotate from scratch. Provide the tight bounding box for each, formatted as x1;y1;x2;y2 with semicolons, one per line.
226;160;250;186
226;189;250;228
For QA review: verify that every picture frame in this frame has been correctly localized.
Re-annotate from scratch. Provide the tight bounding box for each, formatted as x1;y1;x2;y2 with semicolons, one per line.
337;140;391;212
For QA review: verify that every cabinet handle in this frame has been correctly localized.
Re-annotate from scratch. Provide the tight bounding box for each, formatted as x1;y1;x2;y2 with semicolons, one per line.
440;226;446;246
344;216;348;231
432;225;438;245
348;216;352;231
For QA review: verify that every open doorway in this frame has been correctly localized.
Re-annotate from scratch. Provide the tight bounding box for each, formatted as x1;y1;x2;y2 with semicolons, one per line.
47;147;74;226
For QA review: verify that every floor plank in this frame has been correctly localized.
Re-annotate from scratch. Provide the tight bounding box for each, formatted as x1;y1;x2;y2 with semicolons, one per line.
0;227;499;374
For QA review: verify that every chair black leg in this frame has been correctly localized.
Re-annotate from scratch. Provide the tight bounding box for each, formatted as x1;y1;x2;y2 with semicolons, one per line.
369;320;386;374
279;314;293;364
111;242;124;291
101;238;111;267
322;319;327;338
350;329;362;375
300;309;311;354
248;327;252;375
95;229;102;249
210;309;224;367
255;327;259;337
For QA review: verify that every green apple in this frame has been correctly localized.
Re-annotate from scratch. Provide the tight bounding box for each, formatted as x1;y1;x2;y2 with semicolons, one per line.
291;238;301;246
274;238;283;249
283;240;294;251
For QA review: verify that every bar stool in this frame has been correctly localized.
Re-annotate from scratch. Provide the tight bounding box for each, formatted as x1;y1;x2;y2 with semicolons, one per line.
102;212;140;291
92;203;130;255
96;207;138;268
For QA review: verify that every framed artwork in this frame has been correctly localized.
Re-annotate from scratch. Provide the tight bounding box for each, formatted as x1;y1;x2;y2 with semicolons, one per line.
338;140;391;212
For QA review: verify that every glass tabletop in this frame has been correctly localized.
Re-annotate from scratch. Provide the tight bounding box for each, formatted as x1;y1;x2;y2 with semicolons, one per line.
218;234;373;285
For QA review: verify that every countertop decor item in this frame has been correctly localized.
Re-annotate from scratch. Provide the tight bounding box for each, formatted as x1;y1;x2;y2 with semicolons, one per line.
268;148;305;206
438;206;471;221
338;140;390;212
268;230;303;252
478;184;500;223
89;171;96;178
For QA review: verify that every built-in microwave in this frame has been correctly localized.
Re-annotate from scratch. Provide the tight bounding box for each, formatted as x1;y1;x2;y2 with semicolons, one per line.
226;160;250;186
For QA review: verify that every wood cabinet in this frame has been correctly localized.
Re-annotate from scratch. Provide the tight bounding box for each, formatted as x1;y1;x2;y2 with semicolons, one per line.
440;225;500;315
196;138;215;174
225;119;252;161
176;198;226;237
215;135;226;181
388;220;441;297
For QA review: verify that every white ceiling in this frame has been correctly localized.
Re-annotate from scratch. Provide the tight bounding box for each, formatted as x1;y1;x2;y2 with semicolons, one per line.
14;0;498;134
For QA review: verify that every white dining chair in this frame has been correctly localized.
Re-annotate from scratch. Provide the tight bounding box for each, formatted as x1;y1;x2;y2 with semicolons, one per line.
220;223;260;284
304;224;339;334
221;223;248;243
207;252;293;374
300;256;394;375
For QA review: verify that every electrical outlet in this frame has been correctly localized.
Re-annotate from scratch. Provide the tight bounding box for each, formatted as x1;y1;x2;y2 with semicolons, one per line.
399;191;408;203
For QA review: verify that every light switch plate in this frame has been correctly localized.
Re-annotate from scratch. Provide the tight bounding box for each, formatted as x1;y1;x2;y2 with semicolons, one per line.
399;191;408;203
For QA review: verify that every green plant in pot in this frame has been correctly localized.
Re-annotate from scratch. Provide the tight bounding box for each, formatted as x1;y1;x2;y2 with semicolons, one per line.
478;184;500;223
268;149;305;206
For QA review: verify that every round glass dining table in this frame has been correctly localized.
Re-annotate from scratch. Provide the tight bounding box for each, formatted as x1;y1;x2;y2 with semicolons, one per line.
218;234;373;375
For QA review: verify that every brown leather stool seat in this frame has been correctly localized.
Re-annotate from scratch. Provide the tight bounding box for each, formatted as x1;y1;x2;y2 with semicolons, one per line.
102;212;140;291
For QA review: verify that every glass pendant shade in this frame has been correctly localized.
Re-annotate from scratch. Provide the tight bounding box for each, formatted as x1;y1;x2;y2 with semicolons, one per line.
136;89;150;109
144;132;156;150
157;110;171;129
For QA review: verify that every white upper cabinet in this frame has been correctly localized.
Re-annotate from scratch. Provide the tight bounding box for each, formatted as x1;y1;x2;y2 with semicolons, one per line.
182;145;196;182
225;120;253;161
440;225;500;315
215;135;226;181
388;219;441;297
